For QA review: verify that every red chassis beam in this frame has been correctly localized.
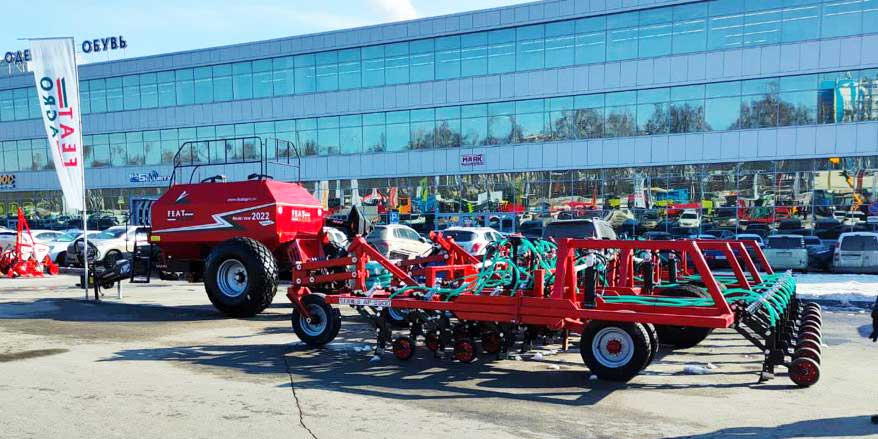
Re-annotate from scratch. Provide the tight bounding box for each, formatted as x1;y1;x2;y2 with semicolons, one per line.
290;238;739;331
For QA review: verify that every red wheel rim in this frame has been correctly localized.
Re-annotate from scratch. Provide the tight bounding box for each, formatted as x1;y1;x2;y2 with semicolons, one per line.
482;332;501;354
393;338;413;360
789;358;820;387
454;340;475;363
794;347;821;364
797;339;821;353
425;334;440;351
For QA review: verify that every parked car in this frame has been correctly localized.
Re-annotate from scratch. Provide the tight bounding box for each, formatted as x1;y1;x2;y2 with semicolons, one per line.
714;208;739;228
733;233;765;248
442;227;503;256
642;231;674;241
62;231;101;266
842;211;867;227
744;223;771;238
366;224;433;260
70;226;150;268
803;235;832;271
640;210;661;230
833;232;878;273
814;218;844;240
519;220;547;240
604;208;635;228
763;235;808;271
678;210;701;228
702;229;735;240
542;218;617;240
777;219;806;235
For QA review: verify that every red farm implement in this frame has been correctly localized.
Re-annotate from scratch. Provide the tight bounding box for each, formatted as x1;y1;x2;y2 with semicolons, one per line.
288;235;821;387
0;208;58;278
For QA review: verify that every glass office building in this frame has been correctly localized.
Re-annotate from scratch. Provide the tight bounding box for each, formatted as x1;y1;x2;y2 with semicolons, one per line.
1;0;878;233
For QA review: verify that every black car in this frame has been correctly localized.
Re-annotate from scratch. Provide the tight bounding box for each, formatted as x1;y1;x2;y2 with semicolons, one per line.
803;235;832;271
519;220;547;240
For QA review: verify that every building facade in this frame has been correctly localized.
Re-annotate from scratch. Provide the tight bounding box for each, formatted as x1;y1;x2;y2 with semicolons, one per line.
1;0;878;231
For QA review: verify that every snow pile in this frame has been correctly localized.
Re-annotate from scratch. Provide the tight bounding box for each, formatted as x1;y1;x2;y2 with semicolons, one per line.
682;365;712;375
793;273;878;304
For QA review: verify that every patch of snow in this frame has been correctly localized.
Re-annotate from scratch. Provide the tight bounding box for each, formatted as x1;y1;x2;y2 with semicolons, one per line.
588;374;598;381
706;362;718;370
531;352;544;361
369;355;382;363
511;355;522;361
793;273;878;303
683;365;712;375
547;364;560;370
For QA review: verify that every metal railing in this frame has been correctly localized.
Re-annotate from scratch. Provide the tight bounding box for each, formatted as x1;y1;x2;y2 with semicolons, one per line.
169;136;301;186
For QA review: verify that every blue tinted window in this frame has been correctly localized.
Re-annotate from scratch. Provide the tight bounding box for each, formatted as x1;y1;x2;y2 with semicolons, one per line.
516;25;545;71
606;13;638;62
639;8;673;58
865;0;878;33
213;65;233;101
488;29;515;74
435;106;461;148
575;17;606;64
362;46;385;87
744;6;782;46
822;0;861;38
193;67;213;104
318;116;340;155
294;54;315;94
273;57;295;95
140;73;158;108
157;71;176;107
782;1;820;42
708;0;744;50
436;36;461;79
338;49;361;90
363;112;386;152
410;39;434;82
386;110;410;152
461;32;487;77
233;63;253;99
253;59;274;98
672;3;707;53
340;114;363;154
545;21;575;68
385;42;409;85
461;104;487;146
705;96;741;130
105;77;123;111
315;51;338;92
123;75;141;110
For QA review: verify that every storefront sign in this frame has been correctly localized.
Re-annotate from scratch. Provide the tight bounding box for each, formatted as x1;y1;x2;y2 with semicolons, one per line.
0;174;15;189
461;153;485;166
3;50;31;64
129;170;171;183
81;36;127;54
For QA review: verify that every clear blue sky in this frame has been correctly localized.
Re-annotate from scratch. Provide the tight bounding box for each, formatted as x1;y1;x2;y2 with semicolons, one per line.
3;0;526;62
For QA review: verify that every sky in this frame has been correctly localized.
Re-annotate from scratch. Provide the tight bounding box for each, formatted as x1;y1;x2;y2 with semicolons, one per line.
2;0;528;63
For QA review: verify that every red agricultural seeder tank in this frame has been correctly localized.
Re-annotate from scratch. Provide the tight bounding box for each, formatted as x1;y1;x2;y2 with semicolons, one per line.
287;235;822;387
147;137;361;317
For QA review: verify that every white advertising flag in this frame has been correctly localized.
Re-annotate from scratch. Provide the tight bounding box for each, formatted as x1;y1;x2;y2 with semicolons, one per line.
29;39;84;211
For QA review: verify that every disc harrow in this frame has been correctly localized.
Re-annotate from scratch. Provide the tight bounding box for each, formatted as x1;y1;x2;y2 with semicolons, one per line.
287;233;822;387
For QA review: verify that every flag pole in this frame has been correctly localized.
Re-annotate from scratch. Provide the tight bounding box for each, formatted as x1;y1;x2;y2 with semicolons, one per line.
68;37;88;300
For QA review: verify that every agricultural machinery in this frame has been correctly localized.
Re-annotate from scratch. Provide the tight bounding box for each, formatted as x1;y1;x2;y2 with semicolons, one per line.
0;207;59;277
287;234;823;386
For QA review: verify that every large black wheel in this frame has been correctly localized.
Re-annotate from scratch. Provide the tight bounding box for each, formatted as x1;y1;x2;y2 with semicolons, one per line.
654;285;713;349
292;293;341;346
103;250;122;270
204;237;278;317
580;321;651;382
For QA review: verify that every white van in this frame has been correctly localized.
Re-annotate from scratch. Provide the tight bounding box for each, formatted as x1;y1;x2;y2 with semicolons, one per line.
833;232;878;273
763;235;808;271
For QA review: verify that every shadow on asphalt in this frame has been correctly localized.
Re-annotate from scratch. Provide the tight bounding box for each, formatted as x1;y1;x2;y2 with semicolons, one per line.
100;324;768;407
659;416;877;438
0;298;289;323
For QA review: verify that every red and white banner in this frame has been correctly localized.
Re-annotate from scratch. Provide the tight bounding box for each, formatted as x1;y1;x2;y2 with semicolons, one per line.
29;39;84;211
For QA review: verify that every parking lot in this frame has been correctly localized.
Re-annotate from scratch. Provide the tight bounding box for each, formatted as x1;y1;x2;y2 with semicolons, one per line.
1;274;877;439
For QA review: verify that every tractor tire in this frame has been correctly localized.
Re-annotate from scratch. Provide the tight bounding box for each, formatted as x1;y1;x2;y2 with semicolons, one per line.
292;293;341;347
103;250;122;270
204;237;278;317
580;321;651;382
654;285;713;349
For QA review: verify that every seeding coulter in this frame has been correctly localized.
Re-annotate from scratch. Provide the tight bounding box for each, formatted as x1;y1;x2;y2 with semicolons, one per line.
288;234;823;386
0;207;59;278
